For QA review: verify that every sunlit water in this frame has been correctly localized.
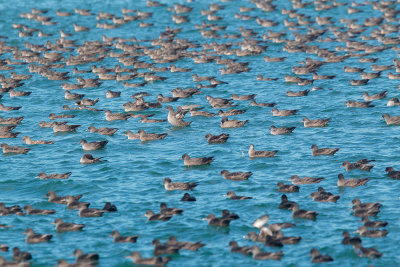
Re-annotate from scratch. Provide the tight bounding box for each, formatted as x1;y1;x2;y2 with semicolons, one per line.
0;0;399;266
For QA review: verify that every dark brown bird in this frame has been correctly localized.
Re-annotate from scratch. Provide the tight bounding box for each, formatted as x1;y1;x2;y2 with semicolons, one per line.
219;170;252;181
385;167;400;179
24;205;55;215
88;126;118;136
102;202;117;212
250;245;283;260
279;194;296;210
354;226;388;237
225;191;252;200
290;203;318;220
362;217;388;228
181;193;196;202
302;117;330;127
145;210;172;221
1;143;30;154
310;248;333;263
248;144;278;158
308;188;340;203
342;231;361;245
342;159;374;172
352;242;382;258
159;203;183;215
311;144;339;156
290;175;324;184
221;209;239;221
205;133;229;144
202;214;231;226
152;239;180;255
277;182;299;193
337;174;369;187
126;252;170;266
79;139;108;150
229;241;251;256
163;177;198;191
23;228;52;243
52;218;85;232
279;194;297;209
286;90;309;97
12;247;32;261
271;108;298;116
270;125;295;135
346;100;374;108
182;154;214;166
165;236;205;251
110;230;138;243
73;249;99;264
78;206;104;217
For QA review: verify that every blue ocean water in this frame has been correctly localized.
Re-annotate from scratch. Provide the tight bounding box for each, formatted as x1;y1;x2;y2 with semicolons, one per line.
0;0;399;266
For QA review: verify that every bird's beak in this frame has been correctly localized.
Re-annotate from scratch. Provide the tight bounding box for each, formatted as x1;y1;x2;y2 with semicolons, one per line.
201;218;207;220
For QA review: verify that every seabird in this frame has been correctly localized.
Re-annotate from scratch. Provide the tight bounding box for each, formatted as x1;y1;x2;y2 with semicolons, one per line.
163;178;198;191
182;154;214;166
205;133;229;144
159;203;183;215
79;139;108;150
310;248;333;263
78;206;104;217
36;172;71;179
219;170;252;181
23;228;52;243
24;205;55;215
126;252;170;266
248;144;278;158
88;126;118;136
12;247;32;262
271;108;298;116
290;203;318;220
277;182;299;193
52;218;85;232
311;144;339;156
302;117;330;127
220;117;248;128
269;125;295;135
290;175;324;184
225;191;252;200
110;230;138;243
144;210;172;221
337;174;369;187
80;154;104;164
250;245;283;260
1;143;30;154
180;193;196;202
